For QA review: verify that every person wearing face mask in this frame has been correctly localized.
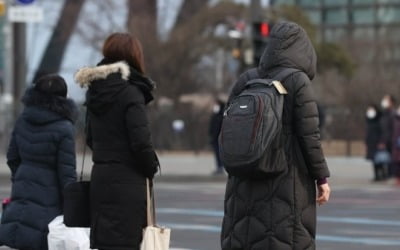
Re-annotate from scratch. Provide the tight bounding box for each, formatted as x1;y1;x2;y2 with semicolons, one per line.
209;99;225;175
391;106;400;185
365;105;384;181
379;95;396;177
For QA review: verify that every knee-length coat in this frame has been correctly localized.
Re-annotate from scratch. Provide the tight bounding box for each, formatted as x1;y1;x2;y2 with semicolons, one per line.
0;88;77;250
221;22;330;250
75;59;159;250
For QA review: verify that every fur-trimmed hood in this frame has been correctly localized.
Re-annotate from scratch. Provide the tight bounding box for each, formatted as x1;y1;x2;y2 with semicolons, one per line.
74;60;155;91
75;61;131;88
74;60;155;114
22;87;79;124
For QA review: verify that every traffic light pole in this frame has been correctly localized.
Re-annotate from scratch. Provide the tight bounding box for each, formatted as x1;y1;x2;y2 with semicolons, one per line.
250;0;262;23
12;22;26;121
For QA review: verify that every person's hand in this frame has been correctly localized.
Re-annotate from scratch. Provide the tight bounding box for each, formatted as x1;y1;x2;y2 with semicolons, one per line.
317;183;331;206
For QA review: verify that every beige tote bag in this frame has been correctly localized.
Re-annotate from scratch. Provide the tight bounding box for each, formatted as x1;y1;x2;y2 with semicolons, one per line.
140;179;171;250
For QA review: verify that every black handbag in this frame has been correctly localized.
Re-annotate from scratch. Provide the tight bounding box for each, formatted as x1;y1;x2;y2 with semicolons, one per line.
63;180;90;227
63;111;91;227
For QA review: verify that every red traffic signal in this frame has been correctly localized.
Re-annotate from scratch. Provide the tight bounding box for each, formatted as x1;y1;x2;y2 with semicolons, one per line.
260;22;270;37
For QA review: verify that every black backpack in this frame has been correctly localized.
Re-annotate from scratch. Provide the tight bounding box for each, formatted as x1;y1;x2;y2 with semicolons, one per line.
219;68;299;178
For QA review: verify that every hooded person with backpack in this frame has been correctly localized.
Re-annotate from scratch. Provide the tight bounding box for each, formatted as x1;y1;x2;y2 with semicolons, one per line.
220;21;331;250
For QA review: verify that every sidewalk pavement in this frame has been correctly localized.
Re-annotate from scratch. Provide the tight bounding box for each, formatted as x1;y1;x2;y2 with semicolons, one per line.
0;152;377;186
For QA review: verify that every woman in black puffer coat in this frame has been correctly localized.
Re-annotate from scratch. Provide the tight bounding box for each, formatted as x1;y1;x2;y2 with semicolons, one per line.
0;75;77;250
365;105;384;181
221;22;331;250
75;33;159;250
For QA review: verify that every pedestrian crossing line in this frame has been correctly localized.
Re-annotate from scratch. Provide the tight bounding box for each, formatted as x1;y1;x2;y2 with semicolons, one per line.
170;248;196;250
163;222;220;233
158;208;400;227
158;208;223;217
161;222;400;246
316;235;400;246
318;216;400;227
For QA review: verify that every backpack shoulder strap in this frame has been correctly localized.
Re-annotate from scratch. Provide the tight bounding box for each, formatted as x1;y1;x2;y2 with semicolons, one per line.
273;68;302;83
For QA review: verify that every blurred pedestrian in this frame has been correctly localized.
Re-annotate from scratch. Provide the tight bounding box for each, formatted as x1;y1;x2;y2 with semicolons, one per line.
221;22;331;250
365;104;385;181
0;75;78;250
75;32;159;250
379;94;396;177
209;99;225;175
391;105;400;185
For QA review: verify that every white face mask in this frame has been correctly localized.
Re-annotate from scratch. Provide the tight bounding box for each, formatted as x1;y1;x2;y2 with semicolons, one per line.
213;105;220;113
366;108;376;119
397;108;400;116
381;98;390;109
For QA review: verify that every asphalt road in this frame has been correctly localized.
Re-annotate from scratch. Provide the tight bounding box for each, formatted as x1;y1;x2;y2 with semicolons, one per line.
1;179;399;250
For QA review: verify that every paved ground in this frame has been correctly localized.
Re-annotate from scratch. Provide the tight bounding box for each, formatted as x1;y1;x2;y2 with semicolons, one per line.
1;153;400;249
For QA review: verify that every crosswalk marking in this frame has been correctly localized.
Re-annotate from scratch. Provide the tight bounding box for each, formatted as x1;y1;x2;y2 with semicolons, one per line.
158;208;400;227
161;222;400;246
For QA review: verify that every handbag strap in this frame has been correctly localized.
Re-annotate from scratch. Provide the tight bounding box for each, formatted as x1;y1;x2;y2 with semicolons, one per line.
79;109;89;182
146;179;156;226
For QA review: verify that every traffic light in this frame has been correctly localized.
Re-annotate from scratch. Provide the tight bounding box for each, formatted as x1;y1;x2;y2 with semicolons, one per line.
252;22;271;66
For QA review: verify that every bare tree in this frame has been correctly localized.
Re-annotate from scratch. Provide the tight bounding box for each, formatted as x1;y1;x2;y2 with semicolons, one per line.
174;0;207;29
34;0;86;81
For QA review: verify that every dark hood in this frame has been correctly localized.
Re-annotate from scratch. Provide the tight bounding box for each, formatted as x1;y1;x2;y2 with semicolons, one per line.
258;21;317;80
75;59;155;115
21;87;78;124
128;66;155;104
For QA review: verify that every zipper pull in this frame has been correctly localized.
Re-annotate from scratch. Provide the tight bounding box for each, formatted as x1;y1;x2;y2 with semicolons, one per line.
223;105;231;117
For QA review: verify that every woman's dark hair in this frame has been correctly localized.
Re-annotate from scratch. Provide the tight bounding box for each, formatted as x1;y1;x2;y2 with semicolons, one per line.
102;32;145;74
34;74;67;98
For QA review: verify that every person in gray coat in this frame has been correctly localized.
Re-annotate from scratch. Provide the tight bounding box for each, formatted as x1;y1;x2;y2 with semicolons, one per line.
221;22;331;250
0;75;77;250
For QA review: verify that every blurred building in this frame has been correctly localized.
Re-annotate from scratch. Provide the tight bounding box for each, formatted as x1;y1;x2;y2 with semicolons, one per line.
272;0;400;68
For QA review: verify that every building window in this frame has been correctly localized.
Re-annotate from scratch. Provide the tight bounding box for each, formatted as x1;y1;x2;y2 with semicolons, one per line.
377;7;400;24
324;28;346;41
325;9;348;25
378;0;400;3
353;27;375;41
352;0;374;4
353;8;375;24
306;10;322;24
324;0;348;6
299;0;320;7
378;27;400;42
273;0;296;5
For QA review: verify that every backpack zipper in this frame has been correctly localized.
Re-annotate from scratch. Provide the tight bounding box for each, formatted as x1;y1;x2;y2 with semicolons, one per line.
251;96;264;143
223;105;231;117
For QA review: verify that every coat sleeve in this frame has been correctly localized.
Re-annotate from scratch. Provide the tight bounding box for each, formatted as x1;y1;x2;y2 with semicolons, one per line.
57;126;77;189
293;76;330;180
7;130;21;179
125;100;159;178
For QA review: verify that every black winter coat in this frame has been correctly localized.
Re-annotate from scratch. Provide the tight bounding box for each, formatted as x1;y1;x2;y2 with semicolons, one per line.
221;22;330;250
0;88;77;250
380;108;395;152
365;115;382;160
75;59;159;250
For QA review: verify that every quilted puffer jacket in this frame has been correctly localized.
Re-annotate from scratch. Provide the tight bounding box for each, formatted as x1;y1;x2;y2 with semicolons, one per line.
0;88;77;250
221;21;330;250
75;59;159;250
